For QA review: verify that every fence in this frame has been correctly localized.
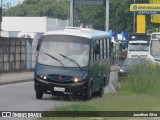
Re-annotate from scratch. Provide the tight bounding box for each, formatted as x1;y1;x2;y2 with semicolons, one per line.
0;37;33;72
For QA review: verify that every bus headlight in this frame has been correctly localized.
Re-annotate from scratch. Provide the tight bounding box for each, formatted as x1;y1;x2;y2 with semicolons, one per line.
43;76;47;80
73;74;88;83
73;77;81;83
36;72;47;80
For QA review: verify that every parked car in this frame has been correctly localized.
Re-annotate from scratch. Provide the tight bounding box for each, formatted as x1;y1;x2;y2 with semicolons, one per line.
118;58;150;78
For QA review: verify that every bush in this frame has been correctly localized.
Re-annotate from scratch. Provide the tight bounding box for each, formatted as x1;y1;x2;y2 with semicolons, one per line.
121;63;160;94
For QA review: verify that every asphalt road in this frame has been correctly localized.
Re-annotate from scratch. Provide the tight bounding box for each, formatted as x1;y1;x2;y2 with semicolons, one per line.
0;71;118;120
0;81;72;111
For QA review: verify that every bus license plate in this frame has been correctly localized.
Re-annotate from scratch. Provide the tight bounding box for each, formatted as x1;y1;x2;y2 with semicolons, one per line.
54;87;65;92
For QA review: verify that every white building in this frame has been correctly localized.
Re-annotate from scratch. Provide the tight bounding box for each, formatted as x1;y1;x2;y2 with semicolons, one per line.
2;17;69;33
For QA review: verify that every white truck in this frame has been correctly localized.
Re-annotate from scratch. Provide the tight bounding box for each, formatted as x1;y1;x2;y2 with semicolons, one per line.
127;33;150;58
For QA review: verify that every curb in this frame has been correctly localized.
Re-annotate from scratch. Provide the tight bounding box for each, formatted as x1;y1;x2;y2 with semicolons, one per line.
0;79;33;86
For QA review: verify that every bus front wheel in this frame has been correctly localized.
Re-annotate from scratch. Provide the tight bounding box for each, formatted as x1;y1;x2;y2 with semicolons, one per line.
36;90;43;99
84;87;92;100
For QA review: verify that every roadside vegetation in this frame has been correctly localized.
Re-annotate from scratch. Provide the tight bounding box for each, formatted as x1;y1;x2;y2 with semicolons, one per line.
121;63;160;94
37;63;160;120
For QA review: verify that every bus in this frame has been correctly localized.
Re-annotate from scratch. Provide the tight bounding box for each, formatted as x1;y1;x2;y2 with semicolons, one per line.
34;27;112;100
149;32;160;65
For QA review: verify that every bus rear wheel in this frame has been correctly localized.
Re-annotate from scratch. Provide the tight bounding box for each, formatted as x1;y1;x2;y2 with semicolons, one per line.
98;85;105;97
96;81;105;97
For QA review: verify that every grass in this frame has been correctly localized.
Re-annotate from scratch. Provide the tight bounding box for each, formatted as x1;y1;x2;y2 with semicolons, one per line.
120;63;160;94
37;93;160;120
37;64;160;120
52;93;160;111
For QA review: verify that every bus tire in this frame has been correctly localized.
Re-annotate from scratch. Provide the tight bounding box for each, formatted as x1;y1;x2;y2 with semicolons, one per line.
36;90;43;99
97;81;105;97
98;85;105;97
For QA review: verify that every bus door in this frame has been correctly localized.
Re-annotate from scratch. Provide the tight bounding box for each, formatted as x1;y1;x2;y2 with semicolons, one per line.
90;42;101;93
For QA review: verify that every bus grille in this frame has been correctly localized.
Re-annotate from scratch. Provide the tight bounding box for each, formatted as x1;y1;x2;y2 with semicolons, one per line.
48;74;73;83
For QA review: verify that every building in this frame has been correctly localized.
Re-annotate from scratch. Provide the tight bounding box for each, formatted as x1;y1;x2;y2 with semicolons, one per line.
2;17;69;33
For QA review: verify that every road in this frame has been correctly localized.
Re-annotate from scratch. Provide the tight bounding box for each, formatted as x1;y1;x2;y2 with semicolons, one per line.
0;71;118;120
0;82;72;111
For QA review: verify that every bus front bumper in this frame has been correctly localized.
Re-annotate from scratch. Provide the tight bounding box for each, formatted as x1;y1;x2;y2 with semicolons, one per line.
34;76;88;95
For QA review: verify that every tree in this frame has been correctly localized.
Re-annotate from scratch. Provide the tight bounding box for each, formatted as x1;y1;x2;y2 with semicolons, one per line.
3;2;12;11
3;0;70;19
3;0;157;32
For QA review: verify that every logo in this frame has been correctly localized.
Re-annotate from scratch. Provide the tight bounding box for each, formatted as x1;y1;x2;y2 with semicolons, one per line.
58;76;62;80
2;112;11;117
133;5;137;10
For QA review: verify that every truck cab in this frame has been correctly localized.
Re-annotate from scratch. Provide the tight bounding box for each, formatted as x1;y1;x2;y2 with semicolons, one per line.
127;33;150;58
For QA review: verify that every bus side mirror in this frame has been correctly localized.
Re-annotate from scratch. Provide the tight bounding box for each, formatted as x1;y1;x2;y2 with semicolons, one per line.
36;45;40;51
36;37;43;51
94;43;100;54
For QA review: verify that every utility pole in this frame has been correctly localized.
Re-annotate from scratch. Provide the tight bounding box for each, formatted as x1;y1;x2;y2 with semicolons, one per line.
133;0;136;33
70;0;74;27
106;0;109;31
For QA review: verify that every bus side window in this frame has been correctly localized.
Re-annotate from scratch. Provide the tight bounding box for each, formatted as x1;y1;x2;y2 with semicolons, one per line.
99;40;102;60
91;43;94;62
103;39;107;59
102;39;104;59
94;41;100;61
94;43;97;61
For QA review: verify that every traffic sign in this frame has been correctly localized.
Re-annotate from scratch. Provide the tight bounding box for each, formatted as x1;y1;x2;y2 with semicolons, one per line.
130;4;160;14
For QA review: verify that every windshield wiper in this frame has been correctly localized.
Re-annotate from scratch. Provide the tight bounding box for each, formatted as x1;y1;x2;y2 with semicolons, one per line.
59;53;83;70
45;53;65;68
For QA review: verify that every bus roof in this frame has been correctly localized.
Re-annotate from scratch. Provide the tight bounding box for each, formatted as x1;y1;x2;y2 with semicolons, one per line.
44;27;111;40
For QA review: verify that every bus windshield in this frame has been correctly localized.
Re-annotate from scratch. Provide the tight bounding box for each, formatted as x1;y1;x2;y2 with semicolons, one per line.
150;40;160;58
128;43;149;51
38;35;90;68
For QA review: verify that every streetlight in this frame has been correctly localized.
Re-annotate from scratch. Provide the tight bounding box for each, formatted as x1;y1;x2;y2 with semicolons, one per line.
106;0;109;31
57;0;74;27
70;0;74;27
